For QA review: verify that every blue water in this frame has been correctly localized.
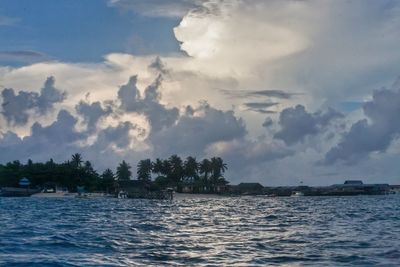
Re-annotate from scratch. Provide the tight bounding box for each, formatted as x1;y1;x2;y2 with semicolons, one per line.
0;195;399;266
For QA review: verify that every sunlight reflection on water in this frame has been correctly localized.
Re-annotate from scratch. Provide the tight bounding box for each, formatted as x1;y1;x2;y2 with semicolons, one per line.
0;195;399;266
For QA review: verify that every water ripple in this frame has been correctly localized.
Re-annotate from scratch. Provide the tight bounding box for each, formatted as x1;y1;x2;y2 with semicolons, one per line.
0;195;399;266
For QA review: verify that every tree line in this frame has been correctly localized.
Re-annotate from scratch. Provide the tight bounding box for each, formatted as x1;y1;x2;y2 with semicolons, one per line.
0;154;228;193
135;155;228;192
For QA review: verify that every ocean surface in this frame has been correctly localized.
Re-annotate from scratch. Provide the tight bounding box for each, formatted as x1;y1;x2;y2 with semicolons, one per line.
0;195;399;266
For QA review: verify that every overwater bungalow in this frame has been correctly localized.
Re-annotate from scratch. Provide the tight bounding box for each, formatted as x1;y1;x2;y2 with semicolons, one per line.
117;180;173;200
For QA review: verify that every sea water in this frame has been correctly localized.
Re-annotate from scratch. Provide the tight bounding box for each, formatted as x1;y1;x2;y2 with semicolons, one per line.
0;195;399;266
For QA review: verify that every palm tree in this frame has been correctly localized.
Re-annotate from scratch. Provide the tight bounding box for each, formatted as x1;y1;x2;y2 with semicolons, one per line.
169;155;184;186
161;159;172;177
210;157;228;192
84;161;94;173
152;158;163;177
116;160;132;181
184;156;198;181
199;159;212;192
101;168;115;193
101;168;115;180
210;157;227;179
71;153;83;168
218;157;228;173
137;159;152;181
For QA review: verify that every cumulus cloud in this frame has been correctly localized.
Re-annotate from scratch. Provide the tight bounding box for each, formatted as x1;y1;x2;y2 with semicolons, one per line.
262;117;273;128
0;110;84;162
91;121;139;151
1;89;37;125
117;74;179;132
274;105;343;145
205;137;294;183
1;77;65;125
76;100;113;131
36;77;67;114
324;84;400;165
0;74;250;176
150;101;246;156
207;138;293;168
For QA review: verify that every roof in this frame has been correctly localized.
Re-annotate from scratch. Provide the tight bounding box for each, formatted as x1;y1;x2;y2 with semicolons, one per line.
344;180;363;185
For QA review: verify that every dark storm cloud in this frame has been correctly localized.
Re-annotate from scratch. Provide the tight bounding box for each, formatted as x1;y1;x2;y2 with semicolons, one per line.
244;102;279;109
144;75;162;102
150;102;247;156
249;109;277;114
249;90;296;99
117;75;142;111
93;122;137;150
243;102;279;113
0;110;85;163
324;86;400;165
1;89;37;125
117;75;179;132
76;101;113;131
1;77;66;125
262;117;273;128
148;56;168;74
206;138;294;174
274;105;343;145
0;73;298;180
220;89;299;100
36;77;67;114
0;108;143;168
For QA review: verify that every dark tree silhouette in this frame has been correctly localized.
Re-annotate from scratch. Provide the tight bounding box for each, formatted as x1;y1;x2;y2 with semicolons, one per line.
101;168;115;193
137;159;152;181
152;158;163;177
210;157;228;191
199;159;211;181
184;156;198;181
0;155;229;194
169;155;184;184
101;168;115;180
71;153;83;168
116;160;132;181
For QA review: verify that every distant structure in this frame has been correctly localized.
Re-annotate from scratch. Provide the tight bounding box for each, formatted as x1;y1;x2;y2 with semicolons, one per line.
19;177;31;187
230;183;264;195
228;180;392;196
117;180;173;200
343;180;363;185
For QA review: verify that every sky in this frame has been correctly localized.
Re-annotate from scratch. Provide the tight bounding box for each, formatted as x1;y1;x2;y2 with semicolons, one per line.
1;0;400;186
